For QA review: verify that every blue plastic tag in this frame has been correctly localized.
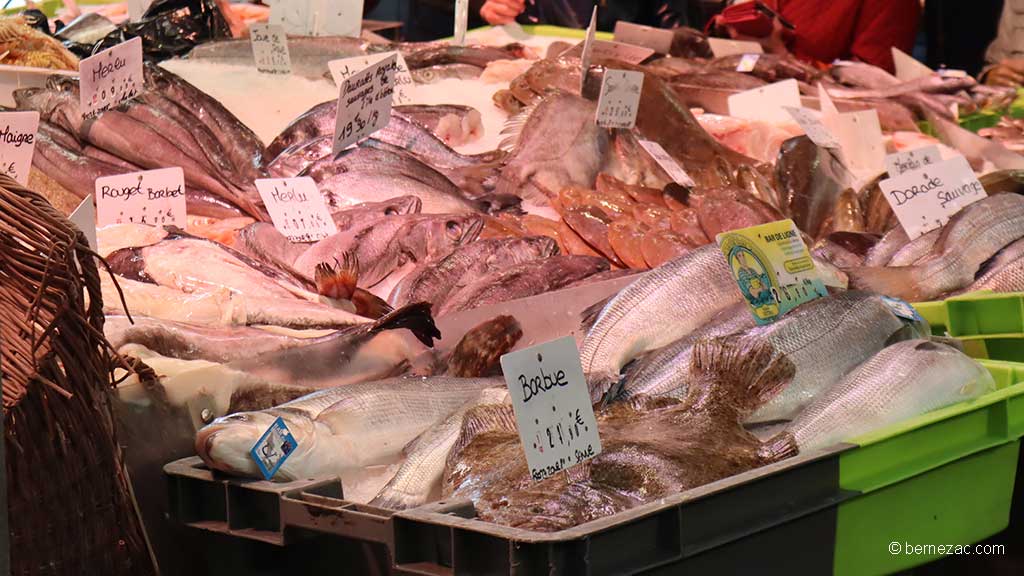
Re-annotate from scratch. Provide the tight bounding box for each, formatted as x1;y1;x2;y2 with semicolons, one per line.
881;295;923;322
249;417;297;480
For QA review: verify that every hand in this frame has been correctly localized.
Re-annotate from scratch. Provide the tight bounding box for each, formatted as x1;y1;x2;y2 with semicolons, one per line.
480;0;526;25
725;16;791;56
986;61;1024;87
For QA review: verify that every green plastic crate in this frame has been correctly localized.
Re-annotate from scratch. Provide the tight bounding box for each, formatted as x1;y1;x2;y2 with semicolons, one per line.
834;359;1024;575
912;292;1024;339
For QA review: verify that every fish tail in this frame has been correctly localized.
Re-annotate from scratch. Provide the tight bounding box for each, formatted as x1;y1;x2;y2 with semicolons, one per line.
369;487;422;511
844;265;925;301
352;288;394;319
446;315;523;377
579;295;613;334
372;302;442;347
758;431;798;463
314;252;359;300
691;336;796;414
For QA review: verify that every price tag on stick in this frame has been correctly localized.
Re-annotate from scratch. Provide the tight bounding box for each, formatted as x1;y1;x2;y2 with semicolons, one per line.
454;0;469;46
79;37;143;119
613;21;675;54
728;79;802;124
0;111;39;185
255;177;338;243
332;54;397;154
250;23;292;75
595;69;643;129
885;145;941;178
328;53;414;105
500;337;602;483
637;140;696;187
579;6;597;93
879;155;985;240
95;167;187;228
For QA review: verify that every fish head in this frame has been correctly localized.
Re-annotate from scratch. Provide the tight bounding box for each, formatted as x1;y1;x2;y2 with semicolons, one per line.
195;411;314;480
387;195;423;216
409;214;485;259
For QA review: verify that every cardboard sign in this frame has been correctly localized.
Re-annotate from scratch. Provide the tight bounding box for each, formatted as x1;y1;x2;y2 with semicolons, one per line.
637;140;695;187
613;21;675;54
328;52;414;105
885;145;942;178
500;337;602;482
727;79;801;124
250;24;292;75
579;6;598;93
95;167;187;228
880;155;985;240
595;69;643;129
708;38;764;57
0;111;39;186
249;417;298;480
717;219;826;325
255;177;338;243
79;37;143;119
736;53;760;72
332;54;396;153
783;107;840;148
454;0;469;46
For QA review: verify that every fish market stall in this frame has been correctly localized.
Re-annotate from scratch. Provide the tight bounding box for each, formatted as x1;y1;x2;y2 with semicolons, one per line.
6;4;1024;573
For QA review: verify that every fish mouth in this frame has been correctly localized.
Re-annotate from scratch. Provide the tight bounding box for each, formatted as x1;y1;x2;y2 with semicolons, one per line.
194;426;220;467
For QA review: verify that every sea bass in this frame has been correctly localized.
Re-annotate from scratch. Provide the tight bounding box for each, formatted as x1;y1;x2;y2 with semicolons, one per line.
195;377;501;481
951;237;1024;296
766;340;994;454
579;245;743;403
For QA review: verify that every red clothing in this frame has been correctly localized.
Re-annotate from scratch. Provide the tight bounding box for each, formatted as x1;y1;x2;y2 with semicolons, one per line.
775;0;921;73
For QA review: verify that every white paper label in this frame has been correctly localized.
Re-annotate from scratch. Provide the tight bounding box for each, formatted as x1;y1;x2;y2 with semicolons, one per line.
736;53;760;73
637;139;695;187
892;47;934;81
885;145;942;177
269;0;363;36
256;177;338;242
579;6;597;92
832;109;885;175
613;21;674;54
708;38;764;58
728;79;802;124
454;0;469;46
817;82;839;117
79;37;143;119
0;111;39;186
595;69;643;129
328;53;414;106
127;0;151;22
95;167;187;228
880;155;985;240
250;24;292;75
500;336;602;482
332;54;396;154
68;195;97;251
783;107;839;148
563;40;656;65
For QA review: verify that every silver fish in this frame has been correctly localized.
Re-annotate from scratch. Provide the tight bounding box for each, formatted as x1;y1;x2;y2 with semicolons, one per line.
195;376;501;481
863;226;912;267
887;228;941;267
411;64;484;83
578;244;743;403
848;194;1024;301
951;237;1024;296
766;340;994;454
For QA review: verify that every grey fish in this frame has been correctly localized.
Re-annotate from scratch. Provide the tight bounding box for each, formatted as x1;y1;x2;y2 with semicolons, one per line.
390;236;559;307
55;12;117;44
848;194;1024;301
187;36;367;80
195;375;500;481
397;43;530;69
234;223;308;270
830;61;902;89
331;196;423;227
811;232;880;269
924;109;1024;171
266;136;333;178
437;255;610;316
496;92;608;199
887;228;941;267
775;136;851;240
708;53;826;84
266;100;335;160
410;64;483;83
862;226;912;267
951;237;1024;296
765;340;994;454
620;302;756;400
293;214;484;288
578;244;743;403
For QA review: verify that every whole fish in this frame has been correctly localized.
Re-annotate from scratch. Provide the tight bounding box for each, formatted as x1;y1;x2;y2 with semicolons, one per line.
708;53;826;84
398;43;530;69
765;340;994;454
293;214;484;288
830;61;902;89
811;232;879;269
188;36;367;80
390;236;559;307
233;222;307;269
738;291;920;423
444;336;797;532
887;228;941;267
825;75;976;100
578;244;743;403
266;100;335;160
330;196;423;227
863;226;912;267
266;136;332;178
394;104;482;137
372;113;502;170
848;194;1024;301
924;109;1024;171
55;12;117;44
775;136;850;240
195;376;501;481
496;92;608;199
410;64;483;83
951;237;1024;296
438;255;610;315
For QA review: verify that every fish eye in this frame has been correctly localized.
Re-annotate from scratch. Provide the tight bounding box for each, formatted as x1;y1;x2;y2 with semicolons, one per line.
446;221;462;237
385;207;399;215
225;414;248;422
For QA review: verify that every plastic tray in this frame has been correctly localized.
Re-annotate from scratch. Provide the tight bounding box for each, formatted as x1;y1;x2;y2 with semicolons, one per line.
913;291;1024;339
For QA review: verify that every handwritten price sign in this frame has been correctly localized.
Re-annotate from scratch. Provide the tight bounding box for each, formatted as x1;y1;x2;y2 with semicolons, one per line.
328;53;414;105
250;24;292;75
95;167;187;227
332;54;396;154
80;37;143;119
256;177;337;242
0;111;39;185
596;69;643;129
880;155;985;240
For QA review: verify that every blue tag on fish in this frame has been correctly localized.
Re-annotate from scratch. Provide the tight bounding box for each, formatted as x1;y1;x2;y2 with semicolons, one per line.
881;295;923;322
249;417;297;481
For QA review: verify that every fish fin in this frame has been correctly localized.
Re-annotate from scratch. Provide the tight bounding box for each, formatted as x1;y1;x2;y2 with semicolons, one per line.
446;315;523;377
884;322;928;346
843;265;924;302
314;252;359;300
588;372;623;406
580;295;613;333
498;100;541;153
371;302;441;347
369;488;421;511
929;335;964;351
758;431;799;462
352;288;394;319
690;336;796;415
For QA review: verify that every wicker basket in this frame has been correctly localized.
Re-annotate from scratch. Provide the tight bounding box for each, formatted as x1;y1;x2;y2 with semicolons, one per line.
0;176;155;576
